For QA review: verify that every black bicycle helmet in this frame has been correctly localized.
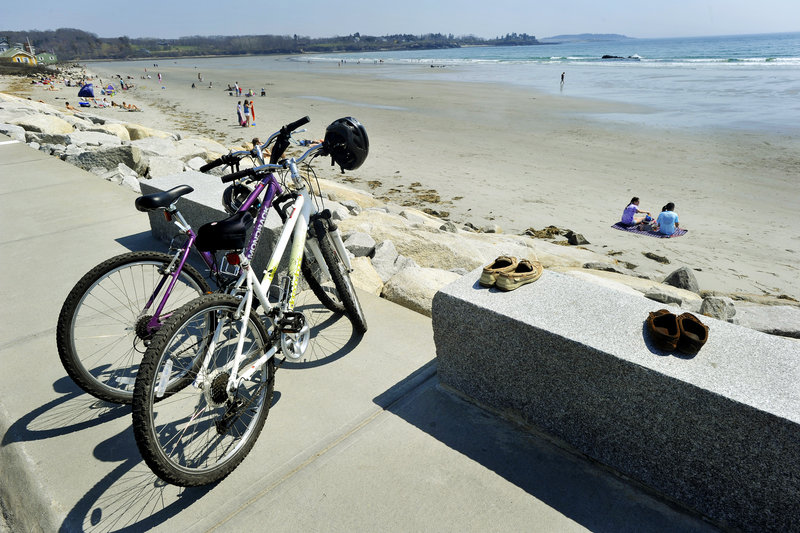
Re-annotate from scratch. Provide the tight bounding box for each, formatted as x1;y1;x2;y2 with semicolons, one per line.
222;183;260;217
323;117;369;171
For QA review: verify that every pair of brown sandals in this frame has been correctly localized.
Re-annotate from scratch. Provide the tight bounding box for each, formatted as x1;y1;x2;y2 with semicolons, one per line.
646;309;709;355
479;255;544;291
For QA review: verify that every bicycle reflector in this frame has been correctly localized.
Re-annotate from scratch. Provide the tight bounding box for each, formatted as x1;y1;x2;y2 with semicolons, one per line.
226;252;241;265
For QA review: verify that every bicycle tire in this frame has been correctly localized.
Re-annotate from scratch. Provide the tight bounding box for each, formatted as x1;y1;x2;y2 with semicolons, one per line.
56;251;211;404
301;255;346;314
312;218;368;334
132;294;274;487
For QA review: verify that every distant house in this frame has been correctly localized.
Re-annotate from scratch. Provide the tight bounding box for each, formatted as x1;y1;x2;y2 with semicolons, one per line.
0;37;43;65
36;52;58;64
0;48;38;65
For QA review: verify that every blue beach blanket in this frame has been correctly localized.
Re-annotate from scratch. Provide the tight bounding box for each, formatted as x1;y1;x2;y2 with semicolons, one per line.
611;222;688;238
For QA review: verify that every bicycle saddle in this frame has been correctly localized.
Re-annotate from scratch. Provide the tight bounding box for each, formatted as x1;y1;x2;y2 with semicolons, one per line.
195;211;254;252
135;185;195;212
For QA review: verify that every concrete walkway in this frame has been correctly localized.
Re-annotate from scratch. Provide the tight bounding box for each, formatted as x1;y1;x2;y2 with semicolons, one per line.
0;137;720;532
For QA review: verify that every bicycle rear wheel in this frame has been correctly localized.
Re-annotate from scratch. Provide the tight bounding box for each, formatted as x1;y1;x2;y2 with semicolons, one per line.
312;218;367;334
56;251;211;404
132;294;274;487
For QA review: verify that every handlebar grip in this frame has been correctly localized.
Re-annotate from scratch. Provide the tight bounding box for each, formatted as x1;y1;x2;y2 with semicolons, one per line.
283;116;310;134
199;158;224;173
221;167;256;184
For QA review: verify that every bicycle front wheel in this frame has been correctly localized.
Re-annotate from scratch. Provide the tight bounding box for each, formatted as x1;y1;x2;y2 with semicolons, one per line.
56;251;211;404
132;294;274;487
312;218;367;334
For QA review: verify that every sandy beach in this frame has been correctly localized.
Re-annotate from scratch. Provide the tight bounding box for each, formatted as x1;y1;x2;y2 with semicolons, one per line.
3;57;799;300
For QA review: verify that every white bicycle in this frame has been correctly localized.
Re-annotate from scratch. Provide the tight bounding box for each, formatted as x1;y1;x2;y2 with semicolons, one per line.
131;117;369;486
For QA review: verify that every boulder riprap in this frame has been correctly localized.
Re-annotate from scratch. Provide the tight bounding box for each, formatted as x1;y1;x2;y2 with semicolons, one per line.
2;90;796;333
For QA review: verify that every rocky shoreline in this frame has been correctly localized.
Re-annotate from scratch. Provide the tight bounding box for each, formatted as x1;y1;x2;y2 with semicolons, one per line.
1;86;798;340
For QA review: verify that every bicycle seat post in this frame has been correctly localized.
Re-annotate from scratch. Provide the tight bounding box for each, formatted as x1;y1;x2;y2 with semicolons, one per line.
165;204;192;235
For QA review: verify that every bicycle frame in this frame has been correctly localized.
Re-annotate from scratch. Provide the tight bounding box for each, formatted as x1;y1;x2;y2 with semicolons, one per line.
142;173;284;334
185;160;345;397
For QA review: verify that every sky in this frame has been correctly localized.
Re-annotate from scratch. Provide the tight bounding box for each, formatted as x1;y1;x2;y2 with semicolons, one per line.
2;0;798;40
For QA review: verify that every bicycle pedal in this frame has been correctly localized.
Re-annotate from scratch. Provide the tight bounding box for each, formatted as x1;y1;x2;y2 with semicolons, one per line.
278;312;305;333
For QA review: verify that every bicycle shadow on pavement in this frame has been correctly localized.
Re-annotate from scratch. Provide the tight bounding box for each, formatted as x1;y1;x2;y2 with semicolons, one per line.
60;428;214;533
114;232;163;253
374;372;717;533
278;296;364;370
1;377;128;446
60;392;283;532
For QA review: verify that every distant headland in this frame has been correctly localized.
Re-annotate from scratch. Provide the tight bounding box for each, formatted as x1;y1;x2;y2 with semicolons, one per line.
539;34;636;43
0;28;547;62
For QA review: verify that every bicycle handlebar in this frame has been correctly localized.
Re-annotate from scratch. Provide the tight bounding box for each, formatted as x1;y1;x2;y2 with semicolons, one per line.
199;153;242;173
282;116;310;135
221;167;256;184
212;117;317;183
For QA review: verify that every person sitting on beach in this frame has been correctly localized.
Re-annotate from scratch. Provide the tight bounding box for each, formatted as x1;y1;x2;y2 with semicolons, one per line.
620;197;651;226
656;202;680;235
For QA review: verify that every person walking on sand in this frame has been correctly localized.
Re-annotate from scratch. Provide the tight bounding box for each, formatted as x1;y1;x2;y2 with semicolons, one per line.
656;202;680;235
620;196;650;226
243;99;251;127
234;81;239;96
236;100;244;126
561;72;565;84
250;100;256;127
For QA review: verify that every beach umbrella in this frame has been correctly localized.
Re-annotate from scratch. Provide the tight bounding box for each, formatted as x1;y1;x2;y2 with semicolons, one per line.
106;84;115;94
77;83;94;98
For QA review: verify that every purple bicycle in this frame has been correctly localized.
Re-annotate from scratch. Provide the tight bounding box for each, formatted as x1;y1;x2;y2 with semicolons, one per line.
56;117;351;404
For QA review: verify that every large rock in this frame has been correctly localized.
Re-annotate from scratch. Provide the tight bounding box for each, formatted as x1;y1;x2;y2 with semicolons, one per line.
177;137;228;159
381;266;461;317
185;157;208;171
67;131;122;147
146;156;186;178
317;178;384;209
131;136;178;157
11;114;74;135
349;256;383;296
338;209;613;273
663;266;700;294
65;145;146;175
343;232;376;257
645;285;703;312
371;240;400;282
57;113;94;131
124;123;173;141
25;132;70;146
0;123;27;141
700;296;736;321
101;163;141;193
87;123;131;141
733;304;800;339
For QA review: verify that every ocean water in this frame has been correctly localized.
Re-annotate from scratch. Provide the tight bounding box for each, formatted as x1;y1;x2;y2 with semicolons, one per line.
292;32;800;134
100;33;800;135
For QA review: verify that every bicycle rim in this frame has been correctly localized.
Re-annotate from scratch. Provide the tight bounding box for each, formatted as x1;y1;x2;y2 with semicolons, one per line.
301;255;345;313
59;253;209;404
313;219;368;334
133;295;273;486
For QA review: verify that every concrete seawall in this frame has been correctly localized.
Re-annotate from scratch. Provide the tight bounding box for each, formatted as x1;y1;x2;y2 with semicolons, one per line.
433;268;800;532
